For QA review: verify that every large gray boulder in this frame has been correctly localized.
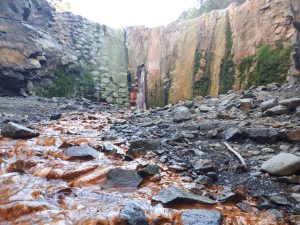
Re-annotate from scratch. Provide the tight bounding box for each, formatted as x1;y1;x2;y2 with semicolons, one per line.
120;204;149;225
261;153;300;176
1;122;39;139
173;106;192;122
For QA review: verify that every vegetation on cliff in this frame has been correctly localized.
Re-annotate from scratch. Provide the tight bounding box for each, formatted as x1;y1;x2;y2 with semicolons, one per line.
239;43;291;88
43;65;95;99
179;0;246;20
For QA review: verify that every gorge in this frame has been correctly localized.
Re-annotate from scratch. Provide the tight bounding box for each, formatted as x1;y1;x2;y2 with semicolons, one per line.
0;0;299;107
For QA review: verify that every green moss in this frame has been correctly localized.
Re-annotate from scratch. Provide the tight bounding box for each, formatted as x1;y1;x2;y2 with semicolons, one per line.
239;56;254;87
248;42;291;87
43;65;95;100
219;13;234;94
193;51;211;97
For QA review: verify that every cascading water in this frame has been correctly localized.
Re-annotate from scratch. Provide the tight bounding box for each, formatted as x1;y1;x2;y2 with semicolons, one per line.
136;65;146;109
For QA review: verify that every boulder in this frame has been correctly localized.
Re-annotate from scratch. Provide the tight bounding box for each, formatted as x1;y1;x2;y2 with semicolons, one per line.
102;168;143;188
64;145;100;160
264;105;288;116
261;153;300;176
279;98;300;110
261;99;279;112
181;209;222;225
138;165;160;178
173;106;192;122
1;122;39;139
245;128;278;144
120;204;149;225
152;186;217;205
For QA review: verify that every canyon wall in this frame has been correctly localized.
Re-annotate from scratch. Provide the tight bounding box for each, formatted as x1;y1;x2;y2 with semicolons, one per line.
0;0;298;107
0;0;128;104
127;0;295;107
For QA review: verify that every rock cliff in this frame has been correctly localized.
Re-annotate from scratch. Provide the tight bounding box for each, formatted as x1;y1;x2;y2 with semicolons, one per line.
0;0;128;104
0;0;298;107
127;0;296;107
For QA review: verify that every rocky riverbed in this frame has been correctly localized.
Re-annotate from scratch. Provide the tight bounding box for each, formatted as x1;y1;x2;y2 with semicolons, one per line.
1;83;300;224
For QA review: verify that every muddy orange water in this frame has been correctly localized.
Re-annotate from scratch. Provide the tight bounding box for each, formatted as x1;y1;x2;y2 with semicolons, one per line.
0;112;290;224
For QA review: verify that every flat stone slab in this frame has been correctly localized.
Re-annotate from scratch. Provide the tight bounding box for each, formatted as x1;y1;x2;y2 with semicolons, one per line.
261;153;300;176
65;145;100;160
181;209;223;225
152;186;217;205
1;122;39;139
102;168;143;188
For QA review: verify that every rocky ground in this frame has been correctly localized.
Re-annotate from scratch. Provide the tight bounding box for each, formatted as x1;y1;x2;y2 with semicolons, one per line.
1;83;300;224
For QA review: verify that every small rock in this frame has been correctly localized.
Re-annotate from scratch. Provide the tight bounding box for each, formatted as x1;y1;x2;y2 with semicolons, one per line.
120;204;149;225
50;114;62;120
287;128;300;141
292;193;300;203
198;105;214;112
127;139;160;158
138;165;160;178
245;128;278;144
264;105;288;116
240;99;254;111
102;168;143;188
268;195;288;205
1;122;39;139
103;141;117;151
195;175;213;186
224;127;245;141
236;202;254;212
280;98;300;110
192;159;216;172
65;145;100;160
261;99;278;112
261;153;300;176
173;106;192;122
267;209;284;220
152;186;217;205
181;209;222;225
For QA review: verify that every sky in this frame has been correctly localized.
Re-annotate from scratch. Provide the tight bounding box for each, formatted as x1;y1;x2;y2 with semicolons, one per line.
67;0;197;28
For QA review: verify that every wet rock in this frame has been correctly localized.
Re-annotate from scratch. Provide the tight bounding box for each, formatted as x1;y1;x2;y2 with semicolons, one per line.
240;98;255;111
192;159;216;172
280;98;300;110
236;202;255;212
103;141;117;151
181;209;222;225
65;145;100;160
287;128;300;141
264;105;288;116
138;165;160;178
267;209;284;221
127;139;160;158
7;160;36;173
102;168;143;188
268;195;288;205
292;193;300;203
152;186;217;205
173;106;192;122
1;122;39;139
224;127;245;141
245;128;278;144
261;153;300;176
120;204;149;225
261;99;279;112
195;175;213;186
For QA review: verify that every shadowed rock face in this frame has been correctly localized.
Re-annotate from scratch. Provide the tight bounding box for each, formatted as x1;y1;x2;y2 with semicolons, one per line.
290;0;300;82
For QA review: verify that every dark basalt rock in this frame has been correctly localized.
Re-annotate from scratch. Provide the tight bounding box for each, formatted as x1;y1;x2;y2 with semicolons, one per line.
64;145;100;160
127;139;160;158
120;204;149;225
102;168;143;188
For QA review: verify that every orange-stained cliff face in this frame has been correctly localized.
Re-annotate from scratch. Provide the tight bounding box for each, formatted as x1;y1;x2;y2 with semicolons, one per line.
126;0;295;108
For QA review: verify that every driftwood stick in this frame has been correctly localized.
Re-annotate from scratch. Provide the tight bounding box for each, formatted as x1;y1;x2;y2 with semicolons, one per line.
223;142;247;170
